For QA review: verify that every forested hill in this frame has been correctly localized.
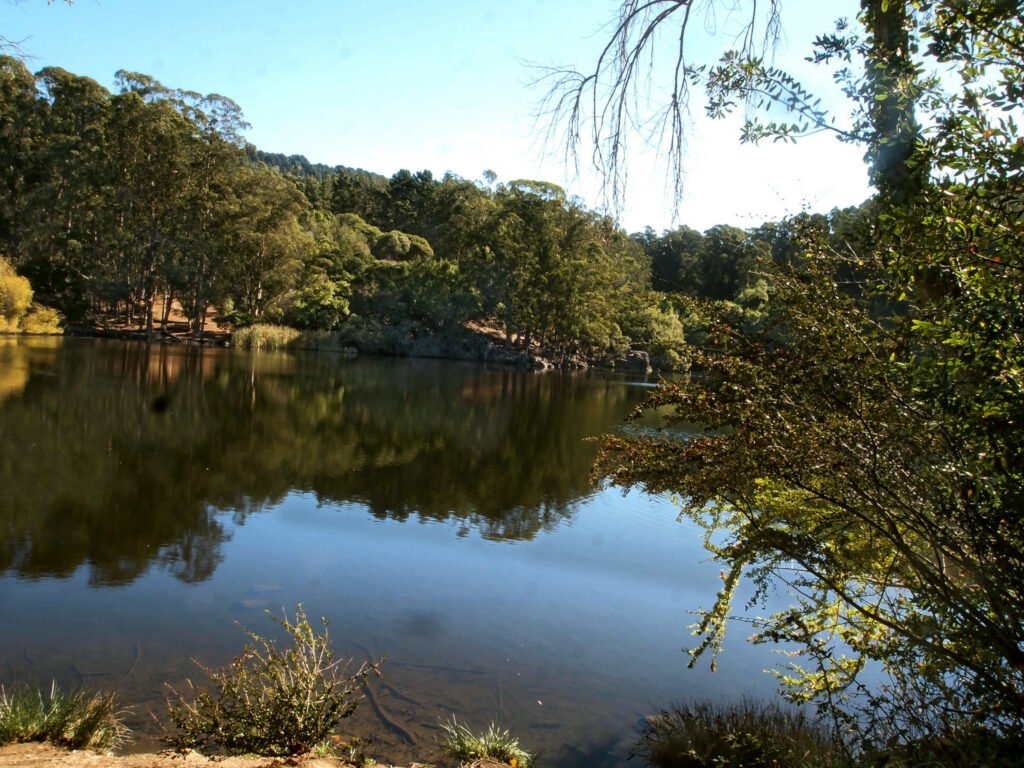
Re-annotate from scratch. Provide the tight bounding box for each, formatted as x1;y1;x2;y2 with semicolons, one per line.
247;147;387;190
0;56;866;367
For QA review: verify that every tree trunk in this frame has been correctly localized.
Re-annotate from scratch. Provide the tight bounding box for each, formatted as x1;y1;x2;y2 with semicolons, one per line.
862;0;922;200
160;290;174;332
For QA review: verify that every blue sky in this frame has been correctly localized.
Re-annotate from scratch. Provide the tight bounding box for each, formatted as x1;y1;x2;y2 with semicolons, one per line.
4;0;872;233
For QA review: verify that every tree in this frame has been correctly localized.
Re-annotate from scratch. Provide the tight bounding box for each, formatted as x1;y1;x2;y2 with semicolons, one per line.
0;56;43;263
218;164;310;324
643;225;702;293
562;0;1024;745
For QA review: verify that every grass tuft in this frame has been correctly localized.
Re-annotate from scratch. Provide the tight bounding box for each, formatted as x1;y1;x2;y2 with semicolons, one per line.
0;682;127;752
637;699;847;768
440;718;532;767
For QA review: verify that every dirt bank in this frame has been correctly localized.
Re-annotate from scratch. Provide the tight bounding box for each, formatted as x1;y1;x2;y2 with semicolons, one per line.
0;743;352;767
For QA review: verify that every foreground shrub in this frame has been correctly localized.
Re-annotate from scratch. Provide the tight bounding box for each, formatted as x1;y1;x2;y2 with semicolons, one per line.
637;700;847;768
860;725;1024;768
0;683;127;752
165;605;382;756
440;718;533;767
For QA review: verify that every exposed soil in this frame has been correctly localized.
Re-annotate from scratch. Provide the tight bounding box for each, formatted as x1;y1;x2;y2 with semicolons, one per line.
0;743;350;768
73;298;231;345
0;743;510;768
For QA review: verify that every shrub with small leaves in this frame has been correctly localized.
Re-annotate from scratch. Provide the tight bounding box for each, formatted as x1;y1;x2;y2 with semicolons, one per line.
164;605;382;756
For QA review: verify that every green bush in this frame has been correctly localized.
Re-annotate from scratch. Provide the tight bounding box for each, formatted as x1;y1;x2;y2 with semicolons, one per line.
0;683;127;752
164;605;382;757
637;700;848;768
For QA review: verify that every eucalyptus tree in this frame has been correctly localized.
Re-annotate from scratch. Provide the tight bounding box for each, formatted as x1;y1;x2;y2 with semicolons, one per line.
483;180;649;357
0;56;42;262
171;91;248;337
99;72;204;331
27;67;112;315
217;164;311;324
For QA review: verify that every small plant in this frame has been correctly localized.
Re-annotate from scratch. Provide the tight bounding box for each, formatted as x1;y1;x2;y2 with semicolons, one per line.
0;682;127;752
636;699;848;768
311;734;375;765
440;718;532;767
164;604;382;756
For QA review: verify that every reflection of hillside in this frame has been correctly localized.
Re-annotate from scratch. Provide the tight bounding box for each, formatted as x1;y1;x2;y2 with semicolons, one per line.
0;340;645;584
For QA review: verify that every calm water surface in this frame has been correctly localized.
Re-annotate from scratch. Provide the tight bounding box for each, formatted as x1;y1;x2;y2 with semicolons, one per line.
0;337;781;766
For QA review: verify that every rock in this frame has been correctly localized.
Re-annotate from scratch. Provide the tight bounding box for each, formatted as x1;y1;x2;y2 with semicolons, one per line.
614;350;652;373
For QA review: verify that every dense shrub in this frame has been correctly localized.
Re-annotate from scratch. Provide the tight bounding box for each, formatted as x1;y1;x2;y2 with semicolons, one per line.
164;605;382;757
19;304;63;334
0;257;33;330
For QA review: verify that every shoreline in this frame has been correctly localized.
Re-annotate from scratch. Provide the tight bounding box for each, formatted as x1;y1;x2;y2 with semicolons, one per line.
58;323;662;375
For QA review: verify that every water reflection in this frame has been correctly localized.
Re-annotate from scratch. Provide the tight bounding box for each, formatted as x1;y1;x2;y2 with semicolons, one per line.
0;339;646;585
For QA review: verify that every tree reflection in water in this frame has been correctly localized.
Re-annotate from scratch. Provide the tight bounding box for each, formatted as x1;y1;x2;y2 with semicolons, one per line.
0;338;647;585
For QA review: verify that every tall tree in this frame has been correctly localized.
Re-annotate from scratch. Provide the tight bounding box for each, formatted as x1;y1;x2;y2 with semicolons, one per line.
559;0;1024;743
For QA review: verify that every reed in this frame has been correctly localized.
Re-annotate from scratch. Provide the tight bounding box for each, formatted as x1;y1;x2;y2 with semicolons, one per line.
231;323;301;350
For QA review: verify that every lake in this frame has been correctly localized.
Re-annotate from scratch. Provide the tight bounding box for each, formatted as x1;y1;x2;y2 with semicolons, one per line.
0;337;782;766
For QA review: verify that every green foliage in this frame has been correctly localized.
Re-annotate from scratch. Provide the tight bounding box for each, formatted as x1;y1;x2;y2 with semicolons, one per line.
586;0;1024;747
618;296;688;370
1;55;674;359
440;718;533;767
372;230;413;261
285;269;349;330
0;683;127;752
164;605;382;757
637;700;847;768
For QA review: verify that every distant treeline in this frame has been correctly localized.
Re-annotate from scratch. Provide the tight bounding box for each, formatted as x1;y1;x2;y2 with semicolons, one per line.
0;56;867;365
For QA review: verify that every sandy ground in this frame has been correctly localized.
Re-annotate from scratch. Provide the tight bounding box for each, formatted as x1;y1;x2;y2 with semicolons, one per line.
0;743;354;767
0;744;515;768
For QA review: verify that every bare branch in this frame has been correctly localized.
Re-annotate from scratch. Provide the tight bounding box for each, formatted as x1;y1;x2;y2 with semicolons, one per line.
535;0;783;218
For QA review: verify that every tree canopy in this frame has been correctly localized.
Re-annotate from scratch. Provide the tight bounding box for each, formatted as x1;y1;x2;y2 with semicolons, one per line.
570;0;1024;748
